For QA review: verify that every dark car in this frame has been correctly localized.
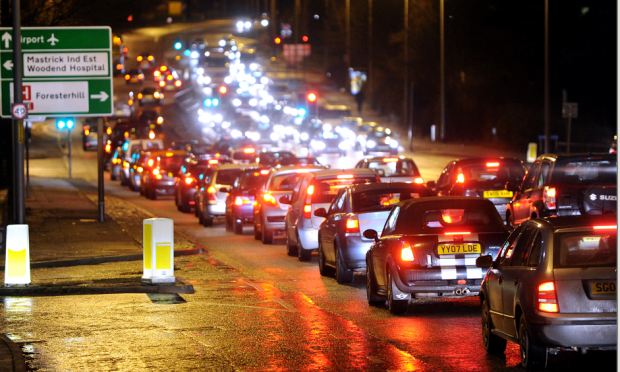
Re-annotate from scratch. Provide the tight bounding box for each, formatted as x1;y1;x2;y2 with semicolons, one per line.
476;215;617;369
142;150;188;200
81;119;108;151
124;69;144;85
175;155;233;213
364;197;510;315
170;140;210;155
256;149;296;167
310;131;350;157
430;157;527;220
506;153;617;227
137;87;164;106
108;146;124;181
225;169;269;234
315;182;434;284
361;126;398;155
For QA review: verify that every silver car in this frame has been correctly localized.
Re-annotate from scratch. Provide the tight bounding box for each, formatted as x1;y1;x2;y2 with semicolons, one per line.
355;155;424;184
281;168;379;261
253;165;328;244
197;163;258;227
477;215;617;369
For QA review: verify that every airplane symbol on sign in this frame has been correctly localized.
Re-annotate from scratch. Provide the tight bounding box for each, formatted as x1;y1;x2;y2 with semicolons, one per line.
47;33;59;46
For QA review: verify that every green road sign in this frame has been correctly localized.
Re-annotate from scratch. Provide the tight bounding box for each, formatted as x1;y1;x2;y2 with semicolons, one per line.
0;26;113;117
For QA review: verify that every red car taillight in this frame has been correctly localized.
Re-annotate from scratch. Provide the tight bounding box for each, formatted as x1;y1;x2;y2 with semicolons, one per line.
401;242;414;262
207;186;217;201
544;187;556;210
536;282;559;313
184;177;193;185
303;204;312;219
263;193;277;205
345;219;359;234
235;196;251;206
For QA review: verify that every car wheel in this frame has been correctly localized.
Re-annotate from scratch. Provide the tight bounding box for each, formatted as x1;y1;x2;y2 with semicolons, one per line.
262;223;273;244
202;211;213;227
482;298;507;353
110;171;117;181
519;314;547;369
233;217;243;235
366;259;386;306
194;201;200;218
198;206;204;225
149;187;157;200
285;225;297;256
335;246;354;284
297;232;311;262
387;270;408;315
179;196;191;213
225;215;233;232
253;222;262;240
318;240;335;277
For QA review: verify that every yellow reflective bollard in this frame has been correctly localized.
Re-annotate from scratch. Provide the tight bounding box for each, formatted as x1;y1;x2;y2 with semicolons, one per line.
143;218;175;284
4;225;31;286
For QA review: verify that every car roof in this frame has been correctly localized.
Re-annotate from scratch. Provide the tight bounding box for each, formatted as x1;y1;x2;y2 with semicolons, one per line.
348;182;430;193
214;163;260;170
537;153;617;161
398;196;496;210
530;215;618;230
145;149;188;157
271;165;328;176
449;157;525;165
361;155;417;162
312;168;377;179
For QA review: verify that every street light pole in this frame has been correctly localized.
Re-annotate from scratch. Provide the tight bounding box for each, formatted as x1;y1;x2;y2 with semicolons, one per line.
404;0;409;144
346;0;350;73
544;0;549;153
439;0;445;142
368;0;373;101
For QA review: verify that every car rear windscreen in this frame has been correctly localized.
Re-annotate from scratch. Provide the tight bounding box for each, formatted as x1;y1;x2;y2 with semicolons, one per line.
555;231;617;267
158;156;185;170
394;204;505;234
269;173;305;191
457;162;525;187
367;159;420;177
553;158;617;185
216;169;243;186
311;176;377;204
352;188;431;212
239;171;268;189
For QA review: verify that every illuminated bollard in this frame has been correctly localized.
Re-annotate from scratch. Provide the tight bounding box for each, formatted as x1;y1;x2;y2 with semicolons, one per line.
143;218;175;284
4;225;31;286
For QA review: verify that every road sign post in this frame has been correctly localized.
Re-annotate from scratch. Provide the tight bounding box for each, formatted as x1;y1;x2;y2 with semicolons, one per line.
0;26;113;118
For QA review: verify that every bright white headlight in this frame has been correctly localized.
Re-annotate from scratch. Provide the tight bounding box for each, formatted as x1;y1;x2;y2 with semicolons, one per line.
249;98;258;106
233;99;242;107
367;140;376;148
389;140;399;149
300;132;309;141
270;132;279;142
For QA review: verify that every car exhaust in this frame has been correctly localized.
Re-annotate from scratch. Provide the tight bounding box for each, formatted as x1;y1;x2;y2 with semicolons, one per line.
462;287;471;295
454;288;462;295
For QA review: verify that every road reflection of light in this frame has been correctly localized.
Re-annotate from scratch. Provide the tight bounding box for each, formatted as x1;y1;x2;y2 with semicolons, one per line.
4;297;33;318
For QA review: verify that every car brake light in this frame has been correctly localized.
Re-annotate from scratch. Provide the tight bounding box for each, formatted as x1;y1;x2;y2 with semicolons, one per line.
105;144;111;153
445;231;471;235
414;177;424;184
457;280;466;285
337;174;353;179
544;186;556;210
303;205;312;219
106;127;112;135
124;131;129;138
137;93;143;99
208;159;219;164
149;130;155;139
243;148;255;154
235;196;251;205
147;159;154;167
184;177;193;185
175;80;182;87
486;162;499;167
537;282;559;313
345;219;359;234
456;173;465;183
401;242;414;261
263;193;277;205
307;185;314;195
441;209;465;224
383;157;398;163
260;169;270;175
207;186;217;201
157;117;164;124
152;168;160;175
159;81;165;87
593;225;617;230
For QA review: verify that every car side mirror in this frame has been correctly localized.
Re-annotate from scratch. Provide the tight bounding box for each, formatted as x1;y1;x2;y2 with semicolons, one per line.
476;255;493;269
363;229;379;242
279;195;291;204
427;180;436;188
314;208;327;218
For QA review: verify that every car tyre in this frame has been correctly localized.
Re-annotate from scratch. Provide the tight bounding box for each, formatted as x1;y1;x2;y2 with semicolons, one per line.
366;259;386;306
519;314;547;370
254;222;262;240
387;270;408;315
149;187;157;200
285;225;297;256
318;240;335;277
262;223;273;244
482;298;507;353
110;171;117;181
297;232;311;262
202;208;213;227
233;217;243;235
179;197;191;213
335;246;354;284
225;215;233;232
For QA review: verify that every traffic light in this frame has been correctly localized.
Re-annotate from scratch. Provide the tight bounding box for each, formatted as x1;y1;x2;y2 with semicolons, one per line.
307;93;317;102
56;118;74;130
307;93;318;116
174;39;182;50
274;37;281;45
302;35;309;43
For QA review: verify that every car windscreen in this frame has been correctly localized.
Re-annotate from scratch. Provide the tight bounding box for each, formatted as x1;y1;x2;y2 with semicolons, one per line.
311;176;378;204
552;158;617;185
457;162;525;187
352;188;431;212
238;171;268;189
367;159;420;177
555;231;617;267
215;169;243;186
158;156;185;170
269;173;305;191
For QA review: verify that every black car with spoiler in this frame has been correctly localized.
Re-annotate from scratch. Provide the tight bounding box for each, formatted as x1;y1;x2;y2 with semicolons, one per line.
364;197;510;315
